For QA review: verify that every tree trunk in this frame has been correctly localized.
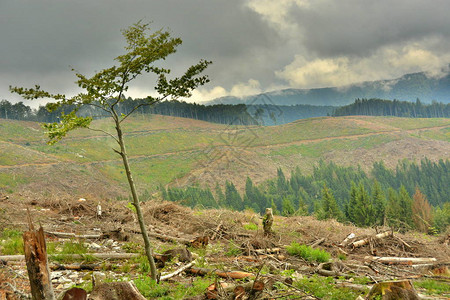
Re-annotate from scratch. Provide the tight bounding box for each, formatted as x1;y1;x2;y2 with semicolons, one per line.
23;224;55;300
115;119;157;280
262;208;273;236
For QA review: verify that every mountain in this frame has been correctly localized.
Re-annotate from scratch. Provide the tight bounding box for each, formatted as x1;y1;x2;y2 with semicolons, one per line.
207;69;450;106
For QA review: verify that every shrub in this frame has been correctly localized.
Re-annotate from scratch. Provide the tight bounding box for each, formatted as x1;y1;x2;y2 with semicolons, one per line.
286;242;330;263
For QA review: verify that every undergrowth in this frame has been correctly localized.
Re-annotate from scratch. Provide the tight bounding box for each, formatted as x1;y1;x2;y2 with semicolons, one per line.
0;229;23;255
295;275;367;300
134;276;211;299
286;242;331;263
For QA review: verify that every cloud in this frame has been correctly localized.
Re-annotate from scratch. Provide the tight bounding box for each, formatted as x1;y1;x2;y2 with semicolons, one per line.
276;41;450;88
2;0;450;104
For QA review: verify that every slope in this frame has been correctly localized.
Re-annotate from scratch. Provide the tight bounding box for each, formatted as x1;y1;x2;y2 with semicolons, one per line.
0;115;449;199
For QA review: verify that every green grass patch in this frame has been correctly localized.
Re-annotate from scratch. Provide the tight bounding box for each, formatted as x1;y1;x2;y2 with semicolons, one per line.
0;229;23;255
270;134;397;158
134;276;211;299
286;242;331;263
414;279;450;296
225;241;242;257
47;240;91;263
379;117;450;130
243;222;258;230
295;275;367;300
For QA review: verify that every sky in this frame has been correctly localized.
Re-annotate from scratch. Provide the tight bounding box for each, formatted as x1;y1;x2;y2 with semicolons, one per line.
2;0;450;107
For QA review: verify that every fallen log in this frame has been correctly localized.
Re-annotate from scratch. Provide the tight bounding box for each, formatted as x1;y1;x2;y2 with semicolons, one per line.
187;267;254;279
351;231;393;249
45;231;102;239
365;256;437;265
0;252;140;262
310;238;325;248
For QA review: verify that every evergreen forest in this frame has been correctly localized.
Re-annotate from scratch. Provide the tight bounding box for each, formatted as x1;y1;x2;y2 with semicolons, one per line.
162;158;450;233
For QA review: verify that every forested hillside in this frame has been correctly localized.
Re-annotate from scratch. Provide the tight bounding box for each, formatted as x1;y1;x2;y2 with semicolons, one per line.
163;159;449;233
333;98;449;118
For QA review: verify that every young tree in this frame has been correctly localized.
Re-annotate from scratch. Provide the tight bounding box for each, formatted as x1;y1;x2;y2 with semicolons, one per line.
10;22;211;280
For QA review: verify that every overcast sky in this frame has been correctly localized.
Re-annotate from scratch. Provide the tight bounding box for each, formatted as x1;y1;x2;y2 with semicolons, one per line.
2;0;450;107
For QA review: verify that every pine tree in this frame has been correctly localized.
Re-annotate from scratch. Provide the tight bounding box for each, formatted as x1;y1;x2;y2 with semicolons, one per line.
318;185;341;220
372;180;386;226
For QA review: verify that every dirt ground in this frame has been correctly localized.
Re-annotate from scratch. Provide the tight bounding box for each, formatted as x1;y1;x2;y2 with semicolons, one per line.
0;195;449;299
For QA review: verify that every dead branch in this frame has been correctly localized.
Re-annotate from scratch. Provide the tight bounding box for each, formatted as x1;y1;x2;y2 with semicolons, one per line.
309;238;325;248
187;267;254;279
160;260;196;281
350;231;393;249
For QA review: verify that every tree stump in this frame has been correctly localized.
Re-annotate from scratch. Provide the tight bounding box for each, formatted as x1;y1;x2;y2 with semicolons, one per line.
23;217;55;300
262;208;273;236
366;280;420;300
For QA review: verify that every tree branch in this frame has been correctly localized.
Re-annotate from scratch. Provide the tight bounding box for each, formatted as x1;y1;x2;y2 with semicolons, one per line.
87;126;119;144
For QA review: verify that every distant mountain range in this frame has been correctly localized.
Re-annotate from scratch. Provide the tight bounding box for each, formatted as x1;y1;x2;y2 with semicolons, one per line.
207;69;450;106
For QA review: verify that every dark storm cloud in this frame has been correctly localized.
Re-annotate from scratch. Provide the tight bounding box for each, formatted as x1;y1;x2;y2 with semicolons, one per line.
2;0;450;104
0;0;281;103
290;0;450;58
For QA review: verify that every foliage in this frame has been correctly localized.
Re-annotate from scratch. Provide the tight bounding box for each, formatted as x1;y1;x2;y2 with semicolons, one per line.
243;222;258;230
10;21;211;280
224;241;242;257
333;98;450;118
286;242;331;263
412;188;433;232
295;275;367;300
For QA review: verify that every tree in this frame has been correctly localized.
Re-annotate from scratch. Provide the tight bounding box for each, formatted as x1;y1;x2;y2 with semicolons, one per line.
10;22;211;280
317;185;341;220
412;187;433;232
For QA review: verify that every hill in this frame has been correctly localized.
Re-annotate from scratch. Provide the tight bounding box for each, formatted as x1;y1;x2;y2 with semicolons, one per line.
0;114;448;200
207;69;450;106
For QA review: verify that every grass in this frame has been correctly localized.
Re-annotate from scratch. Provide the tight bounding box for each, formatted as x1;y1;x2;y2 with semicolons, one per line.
224;240;242;257
286;242;331;263
243;222;258;230
134;276;211;299
414;279;450;296
0;229;23;255
295;275;367;300
47;239;92;263
270;134;397;158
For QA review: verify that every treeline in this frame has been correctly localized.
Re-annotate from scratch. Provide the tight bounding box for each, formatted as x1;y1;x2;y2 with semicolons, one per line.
161;158;450;233
0;98;332;125
333;98;449;118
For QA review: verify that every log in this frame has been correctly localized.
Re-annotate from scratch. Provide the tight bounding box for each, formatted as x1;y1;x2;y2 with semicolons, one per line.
23;221;55;300
0;252;140;262
45;231;102;239
351;231;393;248
310;238;325;248
187;267;254;279
365;256;437;265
